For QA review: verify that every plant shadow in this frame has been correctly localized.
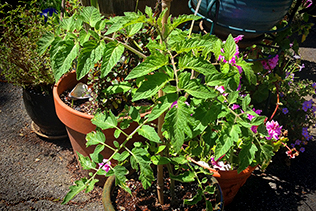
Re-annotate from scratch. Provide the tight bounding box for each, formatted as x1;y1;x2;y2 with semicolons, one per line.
224;140;316;211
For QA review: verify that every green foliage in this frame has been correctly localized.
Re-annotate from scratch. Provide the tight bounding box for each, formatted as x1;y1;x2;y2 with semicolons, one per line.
0;0;57;89
42;5;292;208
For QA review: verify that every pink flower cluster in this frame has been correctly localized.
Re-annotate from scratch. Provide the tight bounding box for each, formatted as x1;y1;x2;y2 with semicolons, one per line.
266;120;282;140
261;55;279;70
218;35;243;74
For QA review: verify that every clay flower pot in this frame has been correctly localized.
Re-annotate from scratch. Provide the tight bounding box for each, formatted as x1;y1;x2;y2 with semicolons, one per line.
209;165;257;205
53;71;150;181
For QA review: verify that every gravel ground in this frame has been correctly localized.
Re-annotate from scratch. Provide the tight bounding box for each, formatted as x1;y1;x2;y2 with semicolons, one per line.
0;15;316;211
0;83;103;210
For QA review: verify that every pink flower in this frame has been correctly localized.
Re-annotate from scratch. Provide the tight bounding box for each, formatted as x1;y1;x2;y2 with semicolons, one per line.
232;104;240;110
266;120;282;140
286;150;296;159
251;125;258;133
98;159;111;172
261;55;279;70
234;35;244;43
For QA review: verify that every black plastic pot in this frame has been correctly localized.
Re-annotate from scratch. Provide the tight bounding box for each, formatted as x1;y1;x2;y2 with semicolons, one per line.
22;86;67;138
102;175;224;211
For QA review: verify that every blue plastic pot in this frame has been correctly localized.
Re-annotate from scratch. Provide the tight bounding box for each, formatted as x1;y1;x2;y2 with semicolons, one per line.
190;0;295;38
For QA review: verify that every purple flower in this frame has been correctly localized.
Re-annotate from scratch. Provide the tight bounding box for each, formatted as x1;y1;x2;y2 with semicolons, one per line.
232;104;240;110
291;143;295;148
171;100;178;109
299;64;305;71
282;108;289;114
304;0;313;8
300;147;305;153
302;128;310;139
98;159;111;173
302;100;313;111
295;139;301;145
266;120;282;140
40;8;57;22
313;82;316;89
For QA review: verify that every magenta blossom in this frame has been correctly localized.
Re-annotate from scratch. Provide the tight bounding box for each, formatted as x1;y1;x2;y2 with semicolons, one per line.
266;120;282;140
98;159;111;172
261;55;279;70
232;104;240;110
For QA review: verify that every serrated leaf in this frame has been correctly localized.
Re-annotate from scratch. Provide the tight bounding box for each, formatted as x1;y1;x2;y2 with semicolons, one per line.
37;32;55;56
85;178;99;193
101;42;125;78
113;151;130;162
162;97;195;152
137;125;161;143
238;60;256;85
170;171;195;182
90;144;104;163
79;30;91;44
79;6;103;27
60;15;78;32
86;130;106;147
132;72;170;102
183;80;217;99
155;145;166;154
126;22;143;37
91;111;118;130
125;53;169;80
51;41;79;82
147;93;178;122
215;125;239;160
77;152;96;170
223;34;236;62
227;91;239;104
170;14;201;32
62;178;88;204
237;140;257;173
178;54;217;76
241;94;251;111
77;40;105;80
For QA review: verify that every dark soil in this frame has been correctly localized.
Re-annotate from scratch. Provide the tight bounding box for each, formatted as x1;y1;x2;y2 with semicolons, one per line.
111;173;220;211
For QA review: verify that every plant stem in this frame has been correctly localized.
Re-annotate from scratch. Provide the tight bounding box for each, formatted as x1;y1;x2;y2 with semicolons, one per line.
103;36;147;59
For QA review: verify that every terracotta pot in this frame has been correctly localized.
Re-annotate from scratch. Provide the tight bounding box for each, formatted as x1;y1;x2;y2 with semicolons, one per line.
53;71;150;183
209;165;257;205
23;86;67;138
102;175;224;211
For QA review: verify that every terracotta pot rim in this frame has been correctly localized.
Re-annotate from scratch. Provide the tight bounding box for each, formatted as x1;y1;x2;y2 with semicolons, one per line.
53;71;152;121
209;165;258;178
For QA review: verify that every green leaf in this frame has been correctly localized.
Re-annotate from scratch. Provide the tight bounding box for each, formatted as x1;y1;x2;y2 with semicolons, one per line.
223;34;236;61
104;82;132;94
51;41;79;82
91;111;118;130
101;42;125;78
113;129;121;139
77;152;96;170
170;14;201;32
77;40;105;80
145;6;153;19
183;189;203;205
250;116;266;126
170;171;195;182
79;30;91;44
147;93;178;122
238;60;256;85
79;6;103;27
132;72;170;102
162;97;195;152
86;130;106;147
178;54;218;76
241;94;251;111
238;140;258;173
183;80;217;99
126;22;143;37
90;144;104;163
60;16;78;32
137;125;161;143
62;178;88;204
125;53;169;80
85;178;99;193
215;125;240;160
257;124;269;136
113;141;120;148
227;91;239;104
37;32;55;56
113;151;130;162
151;155;170;165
